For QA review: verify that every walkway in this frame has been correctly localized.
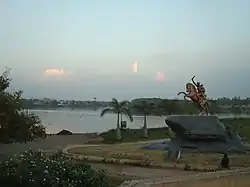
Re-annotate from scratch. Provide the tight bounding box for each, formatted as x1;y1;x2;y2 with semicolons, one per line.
0;136;202;181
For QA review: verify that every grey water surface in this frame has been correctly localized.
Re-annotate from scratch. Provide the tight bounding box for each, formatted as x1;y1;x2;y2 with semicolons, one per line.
30;109;250;133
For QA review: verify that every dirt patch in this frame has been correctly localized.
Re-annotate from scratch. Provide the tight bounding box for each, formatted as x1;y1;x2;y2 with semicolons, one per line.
89;162;196;179
69;144;165;164
145;172;250;187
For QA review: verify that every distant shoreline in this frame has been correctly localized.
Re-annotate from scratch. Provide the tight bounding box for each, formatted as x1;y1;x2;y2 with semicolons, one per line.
26;107;97;110
28;108;250;117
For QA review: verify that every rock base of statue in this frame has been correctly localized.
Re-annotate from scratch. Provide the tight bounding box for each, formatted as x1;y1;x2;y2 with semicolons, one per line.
164;115;248;160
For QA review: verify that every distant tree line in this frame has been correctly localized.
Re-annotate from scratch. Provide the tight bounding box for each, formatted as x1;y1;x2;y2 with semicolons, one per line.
22;97;250;115
129;98;250;115
22;98;107;110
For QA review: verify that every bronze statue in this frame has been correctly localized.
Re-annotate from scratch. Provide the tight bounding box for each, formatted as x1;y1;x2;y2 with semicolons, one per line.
177;76;211;115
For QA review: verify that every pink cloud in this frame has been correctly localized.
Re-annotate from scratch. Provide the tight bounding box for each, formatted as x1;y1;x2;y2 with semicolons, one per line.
155;71;165;82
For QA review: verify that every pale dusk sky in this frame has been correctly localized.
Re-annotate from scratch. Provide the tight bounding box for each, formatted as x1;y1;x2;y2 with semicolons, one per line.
1;0;250;100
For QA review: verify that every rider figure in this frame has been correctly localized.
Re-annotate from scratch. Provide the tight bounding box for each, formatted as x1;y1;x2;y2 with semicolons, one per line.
191;76;206;98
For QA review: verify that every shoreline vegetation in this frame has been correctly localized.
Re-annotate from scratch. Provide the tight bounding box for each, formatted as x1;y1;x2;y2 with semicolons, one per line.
23;97;250;116
27;107;250;119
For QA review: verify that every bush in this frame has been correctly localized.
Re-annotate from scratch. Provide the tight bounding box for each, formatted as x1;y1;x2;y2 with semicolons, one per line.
0;150;113;187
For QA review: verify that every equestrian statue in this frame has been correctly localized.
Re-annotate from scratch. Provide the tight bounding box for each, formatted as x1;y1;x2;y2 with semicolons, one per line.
177;76;212;115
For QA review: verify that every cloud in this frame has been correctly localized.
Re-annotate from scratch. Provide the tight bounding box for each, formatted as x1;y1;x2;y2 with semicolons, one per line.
131;61;138;73
40;68;78;82
43;68;66;77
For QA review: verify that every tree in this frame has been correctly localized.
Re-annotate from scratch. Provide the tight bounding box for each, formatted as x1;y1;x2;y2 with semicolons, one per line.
100;98;133;140
0;68;46;143
158;99;183;115
133;101;160;138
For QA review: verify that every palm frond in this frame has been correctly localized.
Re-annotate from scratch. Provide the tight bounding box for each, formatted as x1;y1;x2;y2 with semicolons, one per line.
109;98;120;109
119;100;130;108
110;98;119;105
122;108;133;122
100;108;114;117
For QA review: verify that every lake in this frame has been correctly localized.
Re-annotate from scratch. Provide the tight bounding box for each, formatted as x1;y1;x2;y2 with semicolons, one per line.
30;109;250;133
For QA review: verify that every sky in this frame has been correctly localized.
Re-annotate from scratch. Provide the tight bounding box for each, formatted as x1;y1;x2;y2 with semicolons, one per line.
1;0;250;100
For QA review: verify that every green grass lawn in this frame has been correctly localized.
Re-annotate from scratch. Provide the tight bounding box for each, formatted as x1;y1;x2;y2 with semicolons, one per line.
99;127;169;144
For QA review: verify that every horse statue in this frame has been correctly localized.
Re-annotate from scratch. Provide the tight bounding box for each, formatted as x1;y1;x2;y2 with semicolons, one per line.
177;77;211;115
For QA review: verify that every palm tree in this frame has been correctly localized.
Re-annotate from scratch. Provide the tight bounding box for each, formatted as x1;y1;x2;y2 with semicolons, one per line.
100;98;133;140
134;101;160;138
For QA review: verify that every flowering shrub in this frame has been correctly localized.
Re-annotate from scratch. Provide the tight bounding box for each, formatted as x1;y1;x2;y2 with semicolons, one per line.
0;150;113;187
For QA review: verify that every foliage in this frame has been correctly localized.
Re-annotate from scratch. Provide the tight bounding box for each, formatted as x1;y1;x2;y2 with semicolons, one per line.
0;69;46;143
133;101;160;116
131;98;250;115
100;127;170;144
158;99;179;115
0;150;113;187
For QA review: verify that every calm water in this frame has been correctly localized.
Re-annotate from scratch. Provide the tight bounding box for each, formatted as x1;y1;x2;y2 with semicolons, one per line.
30;109;250;133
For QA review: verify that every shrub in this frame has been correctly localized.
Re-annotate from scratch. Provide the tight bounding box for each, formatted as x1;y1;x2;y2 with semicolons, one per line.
0;150;113;187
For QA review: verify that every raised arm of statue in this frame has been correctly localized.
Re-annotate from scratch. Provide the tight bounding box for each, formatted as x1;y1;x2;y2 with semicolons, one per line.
191;76;198;87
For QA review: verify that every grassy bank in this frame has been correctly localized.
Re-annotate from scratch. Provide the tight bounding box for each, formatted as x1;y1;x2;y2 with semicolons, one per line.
99;118;250;144
100;127;169;144
220;118;250;141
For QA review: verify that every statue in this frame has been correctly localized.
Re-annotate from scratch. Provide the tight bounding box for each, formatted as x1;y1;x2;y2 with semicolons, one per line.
177;76;211;115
